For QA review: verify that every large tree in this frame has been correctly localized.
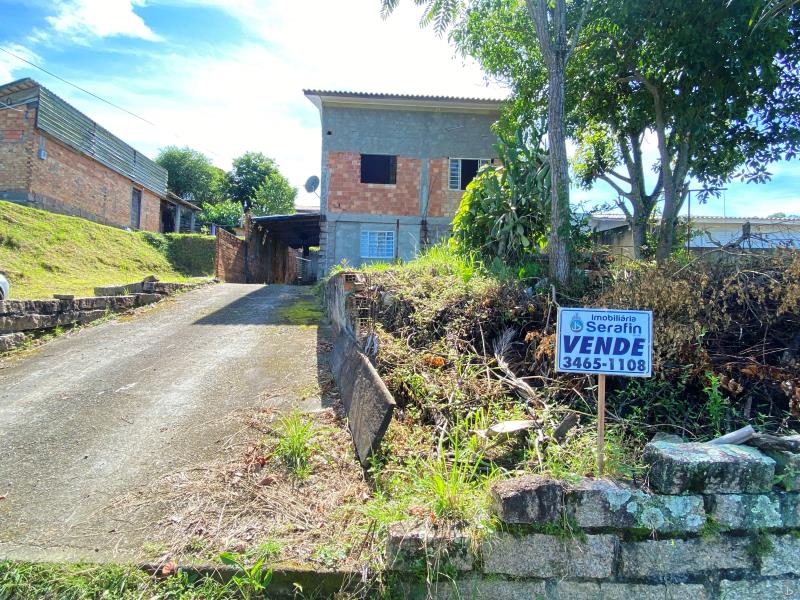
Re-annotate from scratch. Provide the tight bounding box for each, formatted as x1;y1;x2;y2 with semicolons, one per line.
227;152;278;208
455;0;800;261
600;1;800;261
156;146;226;205
251;171;298;216
381;0;590;285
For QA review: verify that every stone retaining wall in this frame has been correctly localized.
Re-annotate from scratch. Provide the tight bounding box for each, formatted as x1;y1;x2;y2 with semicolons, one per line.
0;280;209;351
325;271;396;465
387;440;800;599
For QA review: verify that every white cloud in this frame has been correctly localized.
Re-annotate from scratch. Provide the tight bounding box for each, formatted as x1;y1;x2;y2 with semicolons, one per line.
0;44;40;82
43;0;161;43
38;0;506;207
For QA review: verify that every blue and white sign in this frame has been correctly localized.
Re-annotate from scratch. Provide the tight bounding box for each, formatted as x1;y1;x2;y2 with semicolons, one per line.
555;307;653;377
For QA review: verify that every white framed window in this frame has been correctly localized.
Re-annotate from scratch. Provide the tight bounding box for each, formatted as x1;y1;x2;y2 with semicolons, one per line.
449;158;491;191
360;230;395;259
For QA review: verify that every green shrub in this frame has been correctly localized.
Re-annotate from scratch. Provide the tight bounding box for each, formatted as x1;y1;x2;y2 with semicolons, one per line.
140;232;215;276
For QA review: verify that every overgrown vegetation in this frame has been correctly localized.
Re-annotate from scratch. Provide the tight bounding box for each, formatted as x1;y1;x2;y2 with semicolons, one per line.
0;201;213;298
339;244;800;546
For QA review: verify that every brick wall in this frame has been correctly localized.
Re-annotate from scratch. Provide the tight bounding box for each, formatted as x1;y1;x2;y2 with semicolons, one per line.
427;158;465;218
215;228;247;283
327;151;420;216
28;124;161;231
0;103;35;197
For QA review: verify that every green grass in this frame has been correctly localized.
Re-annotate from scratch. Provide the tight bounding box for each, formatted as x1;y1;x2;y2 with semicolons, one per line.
272;411;316;478
0;561;233;599
0;201;214;299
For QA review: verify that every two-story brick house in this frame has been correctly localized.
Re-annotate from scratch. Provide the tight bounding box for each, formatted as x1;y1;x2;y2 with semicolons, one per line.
0;78;198;232
304;90;502;275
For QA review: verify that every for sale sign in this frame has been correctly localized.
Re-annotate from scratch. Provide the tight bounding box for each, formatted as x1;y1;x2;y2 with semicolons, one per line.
555;307;653;377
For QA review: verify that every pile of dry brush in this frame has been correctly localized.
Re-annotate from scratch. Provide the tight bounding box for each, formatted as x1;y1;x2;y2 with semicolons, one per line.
366;250;799;446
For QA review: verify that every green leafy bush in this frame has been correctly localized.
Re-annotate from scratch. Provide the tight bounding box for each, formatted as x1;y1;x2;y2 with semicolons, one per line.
452;127;550;266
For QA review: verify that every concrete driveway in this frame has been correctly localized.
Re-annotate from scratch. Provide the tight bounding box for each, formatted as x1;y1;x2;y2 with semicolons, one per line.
0;283;326;561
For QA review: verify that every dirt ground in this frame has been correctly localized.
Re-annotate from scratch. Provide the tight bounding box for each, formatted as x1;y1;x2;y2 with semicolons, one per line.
0;283;331;562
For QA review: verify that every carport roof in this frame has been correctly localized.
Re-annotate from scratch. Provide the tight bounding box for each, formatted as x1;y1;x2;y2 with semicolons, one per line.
251;212;320;248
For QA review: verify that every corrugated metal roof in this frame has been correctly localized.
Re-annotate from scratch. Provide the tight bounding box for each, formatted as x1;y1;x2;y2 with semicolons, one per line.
303;89;506;104
590;212;800;224
0;78;167;197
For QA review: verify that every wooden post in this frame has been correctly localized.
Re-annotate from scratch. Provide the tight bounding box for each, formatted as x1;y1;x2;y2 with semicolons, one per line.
597;374;606;476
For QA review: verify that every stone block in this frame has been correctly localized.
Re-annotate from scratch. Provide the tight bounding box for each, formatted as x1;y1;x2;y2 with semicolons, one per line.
490;475;564;524
765;449;800;491
0;332;26;351
93;282;142;296
433;577;546;600
552;581;600;599
565;478;705;532
135;293;161;306
778;491;800;527
0;312;58;333
480;533;617;579
386;521;472;572
644;441;775;494
705;493;783;529
719;578;800;599
619;536;752;578
761;534;800;576
601;583;709;600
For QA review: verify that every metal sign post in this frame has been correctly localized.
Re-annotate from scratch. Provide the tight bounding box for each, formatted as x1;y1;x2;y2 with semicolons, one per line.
555;307;653;475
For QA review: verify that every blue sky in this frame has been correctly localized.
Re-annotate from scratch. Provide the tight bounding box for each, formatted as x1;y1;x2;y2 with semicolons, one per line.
0;0;798;216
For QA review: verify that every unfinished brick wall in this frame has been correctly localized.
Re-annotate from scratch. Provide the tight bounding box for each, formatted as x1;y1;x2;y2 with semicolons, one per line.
427;158;466;219
0;103;35;197
215;228;247;283
29;128;161;231
327;151;420;216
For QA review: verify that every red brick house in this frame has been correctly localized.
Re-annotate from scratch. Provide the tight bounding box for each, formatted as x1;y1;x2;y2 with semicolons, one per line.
304;90;502;275
0;78;197;232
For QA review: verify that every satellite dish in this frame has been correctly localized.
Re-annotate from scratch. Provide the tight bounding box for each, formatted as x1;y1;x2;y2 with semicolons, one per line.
304;175;320;194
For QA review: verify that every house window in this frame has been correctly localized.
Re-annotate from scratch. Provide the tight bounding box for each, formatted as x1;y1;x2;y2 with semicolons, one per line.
361;154;397;184
360;230;395;259
130;188;142;229
449;158;491;191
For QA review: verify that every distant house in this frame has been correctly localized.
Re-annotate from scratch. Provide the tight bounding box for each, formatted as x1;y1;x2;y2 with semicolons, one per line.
589;213;800;257
0;78;199;233
304;90;502;275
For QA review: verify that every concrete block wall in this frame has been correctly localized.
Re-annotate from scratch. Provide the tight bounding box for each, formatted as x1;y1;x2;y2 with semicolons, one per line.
388;441;800;599
315;104;499;275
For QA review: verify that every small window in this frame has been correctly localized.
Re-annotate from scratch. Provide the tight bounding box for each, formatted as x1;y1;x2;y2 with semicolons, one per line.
360;230;395;259
449;158;490;191
361;154;397;184
130;188;142;229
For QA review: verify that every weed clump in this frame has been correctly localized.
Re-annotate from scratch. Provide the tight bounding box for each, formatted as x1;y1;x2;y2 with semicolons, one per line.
272;411;316;478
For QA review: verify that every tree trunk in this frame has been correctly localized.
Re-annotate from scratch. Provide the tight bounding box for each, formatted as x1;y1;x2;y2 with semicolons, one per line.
547;61;571;285
631;217;647;259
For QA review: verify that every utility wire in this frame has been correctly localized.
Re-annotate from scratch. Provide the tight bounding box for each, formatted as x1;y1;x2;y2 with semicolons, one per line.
0;46;156;127
0;45;224;161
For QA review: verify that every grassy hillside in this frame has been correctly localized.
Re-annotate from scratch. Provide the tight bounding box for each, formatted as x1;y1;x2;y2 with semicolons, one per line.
0;201;215;299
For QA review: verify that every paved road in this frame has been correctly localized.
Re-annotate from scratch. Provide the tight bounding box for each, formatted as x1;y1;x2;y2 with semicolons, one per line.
0;283;324;561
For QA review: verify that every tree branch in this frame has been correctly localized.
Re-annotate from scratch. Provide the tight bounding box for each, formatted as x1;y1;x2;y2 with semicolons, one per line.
599;173;633;199
607;168;631;184
566;0;592;60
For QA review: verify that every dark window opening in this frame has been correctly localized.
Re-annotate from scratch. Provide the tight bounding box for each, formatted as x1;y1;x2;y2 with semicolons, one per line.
130;188;142;229
460;159;480;190
361;154;397;184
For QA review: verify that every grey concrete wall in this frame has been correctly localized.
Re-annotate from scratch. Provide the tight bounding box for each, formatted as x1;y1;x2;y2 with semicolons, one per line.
325;213;453;268
315;104;499;276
